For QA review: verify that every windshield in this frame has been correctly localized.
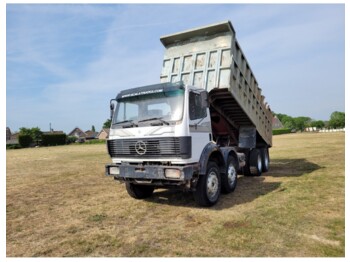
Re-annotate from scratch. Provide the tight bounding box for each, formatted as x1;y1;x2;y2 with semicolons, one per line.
113;88;184;128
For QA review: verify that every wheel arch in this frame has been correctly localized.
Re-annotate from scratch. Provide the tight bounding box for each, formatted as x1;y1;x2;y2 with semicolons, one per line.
199;142;225;175
221;147;240;170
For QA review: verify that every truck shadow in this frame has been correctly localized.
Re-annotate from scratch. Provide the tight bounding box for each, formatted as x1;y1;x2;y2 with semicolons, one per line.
144;158;322;209
266;158;322;178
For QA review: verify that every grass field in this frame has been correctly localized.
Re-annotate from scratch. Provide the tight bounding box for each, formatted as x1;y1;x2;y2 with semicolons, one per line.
6;132;345;257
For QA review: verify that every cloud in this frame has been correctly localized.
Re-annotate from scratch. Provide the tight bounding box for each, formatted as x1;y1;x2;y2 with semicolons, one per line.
228;4;345;120
6;4;345;132
7;4;172;132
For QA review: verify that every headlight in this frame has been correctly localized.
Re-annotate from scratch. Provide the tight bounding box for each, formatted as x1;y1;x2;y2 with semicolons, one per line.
109;166;120;175
164;169;181;179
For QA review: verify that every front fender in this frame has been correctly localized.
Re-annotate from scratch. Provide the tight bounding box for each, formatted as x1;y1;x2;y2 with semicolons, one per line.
198;142;225;175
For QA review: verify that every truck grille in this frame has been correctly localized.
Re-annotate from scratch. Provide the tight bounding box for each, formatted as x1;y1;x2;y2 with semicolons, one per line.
107;137;191;159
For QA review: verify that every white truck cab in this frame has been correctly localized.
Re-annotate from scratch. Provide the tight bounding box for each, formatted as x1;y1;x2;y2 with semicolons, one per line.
108;82;211;165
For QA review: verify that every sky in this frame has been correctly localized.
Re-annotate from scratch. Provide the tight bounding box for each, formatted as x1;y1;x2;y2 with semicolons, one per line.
5;3;345;133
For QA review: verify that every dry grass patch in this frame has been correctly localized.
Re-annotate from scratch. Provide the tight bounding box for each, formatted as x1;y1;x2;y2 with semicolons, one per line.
6;132;344;257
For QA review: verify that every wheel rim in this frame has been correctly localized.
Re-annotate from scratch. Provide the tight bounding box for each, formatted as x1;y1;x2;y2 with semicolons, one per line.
227;163;237;187
207;171;219;201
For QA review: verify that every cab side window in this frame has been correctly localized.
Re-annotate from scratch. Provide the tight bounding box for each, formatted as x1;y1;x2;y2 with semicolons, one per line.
189;91;207;120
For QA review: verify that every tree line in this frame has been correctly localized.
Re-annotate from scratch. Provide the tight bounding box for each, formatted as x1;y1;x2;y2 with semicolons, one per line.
12;124;102;149
16;127;67;148
9;111;345;148
275;111;345;131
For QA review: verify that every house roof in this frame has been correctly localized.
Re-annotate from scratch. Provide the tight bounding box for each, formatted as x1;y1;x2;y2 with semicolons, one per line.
102;128;110;135
68;127;86;137
85;130;99;138
272;116;284;129
98;128;110;135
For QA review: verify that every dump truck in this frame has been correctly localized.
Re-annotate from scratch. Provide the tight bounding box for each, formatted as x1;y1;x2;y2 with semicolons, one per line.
106;21;273;206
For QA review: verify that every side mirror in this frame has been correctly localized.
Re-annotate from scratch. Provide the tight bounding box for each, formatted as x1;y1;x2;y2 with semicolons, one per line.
200;91;209;108
110;99;116;120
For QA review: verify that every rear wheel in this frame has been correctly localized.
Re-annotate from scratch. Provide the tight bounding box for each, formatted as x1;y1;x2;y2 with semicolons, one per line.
243;149;263;176
249;149;263;176
194;161;221;207
260;148;270;172
125;182;154;199
221;156;238;194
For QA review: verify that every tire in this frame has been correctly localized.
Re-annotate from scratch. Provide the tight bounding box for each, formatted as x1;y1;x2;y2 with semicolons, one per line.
242;149;252;176
260;148;270;172
221;156;238;194
249;149;263;176
194;161;221;207
125;182;154;199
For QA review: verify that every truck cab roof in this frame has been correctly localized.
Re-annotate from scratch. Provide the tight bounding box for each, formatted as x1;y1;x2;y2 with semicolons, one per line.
116;82;186;101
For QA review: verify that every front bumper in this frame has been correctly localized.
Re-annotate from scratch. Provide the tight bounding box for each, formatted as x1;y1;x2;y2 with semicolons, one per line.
105;163;197;182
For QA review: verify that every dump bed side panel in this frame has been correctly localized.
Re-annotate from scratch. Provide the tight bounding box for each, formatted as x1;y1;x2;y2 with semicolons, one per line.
160;34;233;90
160;21;273;146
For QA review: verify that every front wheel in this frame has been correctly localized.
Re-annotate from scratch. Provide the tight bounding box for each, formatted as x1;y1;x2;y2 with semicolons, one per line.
125;182;154;199
194;161;221;207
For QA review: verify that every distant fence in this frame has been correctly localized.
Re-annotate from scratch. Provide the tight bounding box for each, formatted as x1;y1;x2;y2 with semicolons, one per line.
305;127;345;133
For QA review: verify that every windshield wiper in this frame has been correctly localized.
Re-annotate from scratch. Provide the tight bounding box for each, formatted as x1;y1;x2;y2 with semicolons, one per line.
138;117;170;126
113;120;138;128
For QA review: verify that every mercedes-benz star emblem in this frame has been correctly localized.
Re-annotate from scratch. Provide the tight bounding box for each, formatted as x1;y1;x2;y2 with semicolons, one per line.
135;141;147;155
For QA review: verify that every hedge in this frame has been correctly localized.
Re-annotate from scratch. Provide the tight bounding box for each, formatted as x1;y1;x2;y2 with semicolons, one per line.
18;134;33;148
273;128;292;135
67;136;78;144
41;134;67;146
84;139;106;145
6;144;21;149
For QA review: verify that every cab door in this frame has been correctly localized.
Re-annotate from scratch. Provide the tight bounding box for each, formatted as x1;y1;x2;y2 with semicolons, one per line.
188;90;212;161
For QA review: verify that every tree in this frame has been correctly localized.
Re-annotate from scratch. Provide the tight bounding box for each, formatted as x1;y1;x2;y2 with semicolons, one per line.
19;127;32;136
294;117;311;131
328;111;345;128
275;113;319;131
275;113;290;124
31;127;43;142
92;125;96;132
310;120;325;128
103;119;112;129
19;127;42;144
283;117;296;129
275;113;296;130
